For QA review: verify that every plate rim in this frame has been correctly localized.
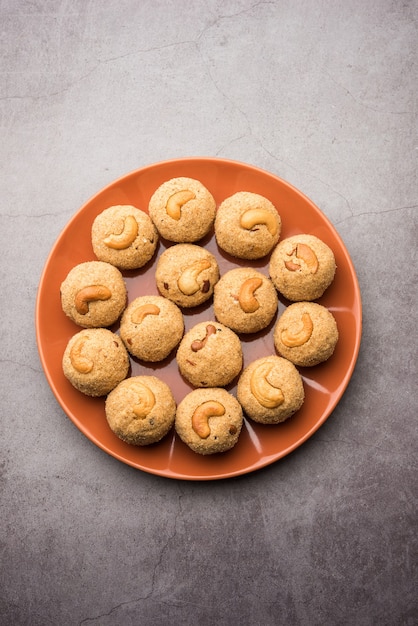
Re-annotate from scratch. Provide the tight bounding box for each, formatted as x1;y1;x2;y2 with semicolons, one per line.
35;156;362;480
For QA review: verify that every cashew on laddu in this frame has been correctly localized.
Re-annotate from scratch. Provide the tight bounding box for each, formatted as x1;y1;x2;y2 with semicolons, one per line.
177;259;211;295
165;190;196;220
74;285;112;315
131;303;160;325
281;312;313;347
191;324;217;352
70;336;94;374
103;215;138;250
239;208;278;236
192;401;226;439
131;382;156;419
238;277;263;313
250;362;284;408
284;243;318;273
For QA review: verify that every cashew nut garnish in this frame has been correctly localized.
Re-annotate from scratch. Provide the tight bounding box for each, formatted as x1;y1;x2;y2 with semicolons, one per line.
192;401;226;439
281;312;313;347
74;285;112;315
103;215;138;250
240;208;278;236
284;243;319;274
250;363;284;408
131;303;160;325
70;336;93;374
177;259;211;295
191;324;217;352
131;382;156;419
166;190;196;220
238;277;263;313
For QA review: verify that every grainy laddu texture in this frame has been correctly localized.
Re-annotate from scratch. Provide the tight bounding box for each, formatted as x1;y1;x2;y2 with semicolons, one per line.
60;261;127;328
274;302;339;366
175;387;243;455
120;295;184;361
105;375;176;445
62;328;130;396
237;355;305;424
91;204;158;270
269;234;336;301
148;177;216;242
214;267;278;333
176;320;243;387
215;191;281;259
155;243;219;308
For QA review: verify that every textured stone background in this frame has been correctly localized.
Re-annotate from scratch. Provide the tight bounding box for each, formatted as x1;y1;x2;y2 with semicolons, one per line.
1;1;417;624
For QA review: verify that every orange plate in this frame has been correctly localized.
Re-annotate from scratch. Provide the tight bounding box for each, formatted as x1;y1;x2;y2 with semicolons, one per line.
35;158;362;480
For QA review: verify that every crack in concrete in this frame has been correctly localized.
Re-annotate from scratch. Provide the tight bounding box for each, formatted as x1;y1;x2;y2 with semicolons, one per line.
148;485;184;596
204;0;275;25
334;204;418;225
2;1;274;103
0;358;43;375
313;435;418;466
78;486;184;624
1;210;73;219
306;175;354;217
0;65;100;102
317;65;415;116
1;38;199;102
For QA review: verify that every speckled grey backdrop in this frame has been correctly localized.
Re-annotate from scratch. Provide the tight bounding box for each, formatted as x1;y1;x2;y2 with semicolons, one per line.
1;1;417;625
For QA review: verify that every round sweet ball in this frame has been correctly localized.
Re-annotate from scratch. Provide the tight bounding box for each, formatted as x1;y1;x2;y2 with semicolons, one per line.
213;267;278;334
120;295;184;362
175;387;243;455
274;302;338;367
148;177;216;242
155;243;219;308
176;321;243;388
269;234;336;301
214;191;281;259
91;205;158;270
105;376;176;446
237;355;304;424
60;261;127;328
62;328;130;396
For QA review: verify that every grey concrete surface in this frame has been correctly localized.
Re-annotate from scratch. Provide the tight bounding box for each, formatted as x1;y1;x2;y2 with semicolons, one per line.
1;1;417;625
